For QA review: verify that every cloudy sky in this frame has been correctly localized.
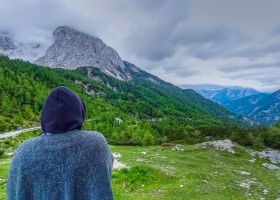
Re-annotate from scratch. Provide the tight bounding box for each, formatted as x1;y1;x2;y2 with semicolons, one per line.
1;0;280;91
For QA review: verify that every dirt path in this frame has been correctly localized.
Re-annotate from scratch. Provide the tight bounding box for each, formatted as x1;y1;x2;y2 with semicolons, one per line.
0;127;41;139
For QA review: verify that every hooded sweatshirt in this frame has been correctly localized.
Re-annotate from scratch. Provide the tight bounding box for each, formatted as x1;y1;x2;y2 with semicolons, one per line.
7;86;114;200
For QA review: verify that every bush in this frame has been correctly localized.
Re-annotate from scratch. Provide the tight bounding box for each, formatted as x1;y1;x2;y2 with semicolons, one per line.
0;148;4;157
230;130;253;146
252;134;265;150
112;165;171;190
263;126;280;149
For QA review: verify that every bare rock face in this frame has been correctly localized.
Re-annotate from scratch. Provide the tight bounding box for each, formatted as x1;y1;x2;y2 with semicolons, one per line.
201;139;235;153
35;26;130;80
257;148;280;164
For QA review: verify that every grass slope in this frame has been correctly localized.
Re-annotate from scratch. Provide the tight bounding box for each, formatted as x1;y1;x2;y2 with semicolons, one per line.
1;131;280;200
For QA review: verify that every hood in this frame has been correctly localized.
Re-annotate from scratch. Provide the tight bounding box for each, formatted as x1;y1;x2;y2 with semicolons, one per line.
41;86;86;134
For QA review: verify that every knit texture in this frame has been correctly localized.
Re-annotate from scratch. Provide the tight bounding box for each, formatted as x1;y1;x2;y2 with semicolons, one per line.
7;130;114;200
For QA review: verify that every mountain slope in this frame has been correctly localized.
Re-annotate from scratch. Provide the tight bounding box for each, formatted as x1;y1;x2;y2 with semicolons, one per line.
182;84;260;104
0;56;250;145
123;62;248;125
35;26;130;80
0;32;21;58
247;90;280;125
224;93;268;115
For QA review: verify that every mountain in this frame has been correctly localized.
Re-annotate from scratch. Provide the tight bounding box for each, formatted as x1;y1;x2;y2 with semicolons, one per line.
247;90;280;125
0;26;250;129
223;91;280;125
35;26;130;80
181;84;280;125
0;32;22;58
123;62;248;126
182;84;260;104
0;56;249;144
223;93;268;115
0;31;43;61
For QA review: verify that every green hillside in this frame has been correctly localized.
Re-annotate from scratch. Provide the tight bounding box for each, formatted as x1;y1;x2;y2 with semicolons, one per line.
1;56;280;148
0;56;240;143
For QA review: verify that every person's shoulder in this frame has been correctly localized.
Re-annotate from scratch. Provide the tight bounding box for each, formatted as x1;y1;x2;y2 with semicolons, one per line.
74;130;110;154
11;136;42;163
75;130;108;144
16;136;41;152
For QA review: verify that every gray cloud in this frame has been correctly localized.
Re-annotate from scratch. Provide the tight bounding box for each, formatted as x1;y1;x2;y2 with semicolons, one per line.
0;0;280;91
219;59;280;73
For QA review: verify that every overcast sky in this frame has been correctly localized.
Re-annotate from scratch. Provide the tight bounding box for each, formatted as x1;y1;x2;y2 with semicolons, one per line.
1;0;280;91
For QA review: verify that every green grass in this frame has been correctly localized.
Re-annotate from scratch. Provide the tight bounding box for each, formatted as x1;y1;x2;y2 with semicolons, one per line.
111;145;280;200
0;132;280;199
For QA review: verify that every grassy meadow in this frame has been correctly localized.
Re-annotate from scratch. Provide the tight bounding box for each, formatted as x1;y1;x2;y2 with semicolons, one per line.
0;131;280;200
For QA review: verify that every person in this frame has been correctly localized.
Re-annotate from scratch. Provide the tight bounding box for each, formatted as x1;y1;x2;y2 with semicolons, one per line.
7;86;114;200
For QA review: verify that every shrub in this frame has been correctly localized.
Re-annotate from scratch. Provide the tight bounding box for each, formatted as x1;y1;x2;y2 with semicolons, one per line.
252;134;265;150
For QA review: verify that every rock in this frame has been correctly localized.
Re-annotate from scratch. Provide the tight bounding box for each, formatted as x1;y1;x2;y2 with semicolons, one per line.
112;152;126;170
113;159;126;170
157;189;165;194
136;158;144;162
35;26;131;80
172;144;183;151
115;118;123;125
263;189;269;195
201;139;235;153
238;180;256;189
112;152;122;159
234;170;251;175
262;163;280;170
257;148;280;164
249;158;256;163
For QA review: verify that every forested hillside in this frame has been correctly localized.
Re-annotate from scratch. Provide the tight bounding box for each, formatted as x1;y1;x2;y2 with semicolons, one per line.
0;55;236;132
0;56;279;148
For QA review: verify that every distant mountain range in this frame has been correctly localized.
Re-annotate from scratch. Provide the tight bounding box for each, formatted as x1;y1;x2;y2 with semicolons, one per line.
181;84;260;104
182;84;280;125
0;31;41;61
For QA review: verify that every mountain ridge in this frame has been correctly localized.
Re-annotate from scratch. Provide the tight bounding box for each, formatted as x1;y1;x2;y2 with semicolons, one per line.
247;90;280;125
181;84;261;104
34;26;130;80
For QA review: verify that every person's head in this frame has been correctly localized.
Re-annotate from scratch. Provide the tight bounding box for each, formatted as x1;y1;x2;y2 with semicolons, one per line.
41;86;86;134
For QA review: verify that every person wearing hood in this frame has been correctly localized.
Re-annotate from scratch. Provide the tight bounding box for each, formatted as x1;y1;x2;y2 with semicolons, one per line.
7;86;114;200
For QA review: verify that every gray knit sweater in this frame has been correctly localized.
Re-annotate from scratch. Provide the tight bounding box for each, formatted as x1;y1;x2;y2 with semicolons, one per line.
7;130;114;200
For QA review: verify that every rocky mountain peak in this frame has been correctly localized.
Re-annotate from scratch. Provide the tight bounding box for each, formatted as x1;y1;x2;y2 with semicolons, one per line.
35;26;130;80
